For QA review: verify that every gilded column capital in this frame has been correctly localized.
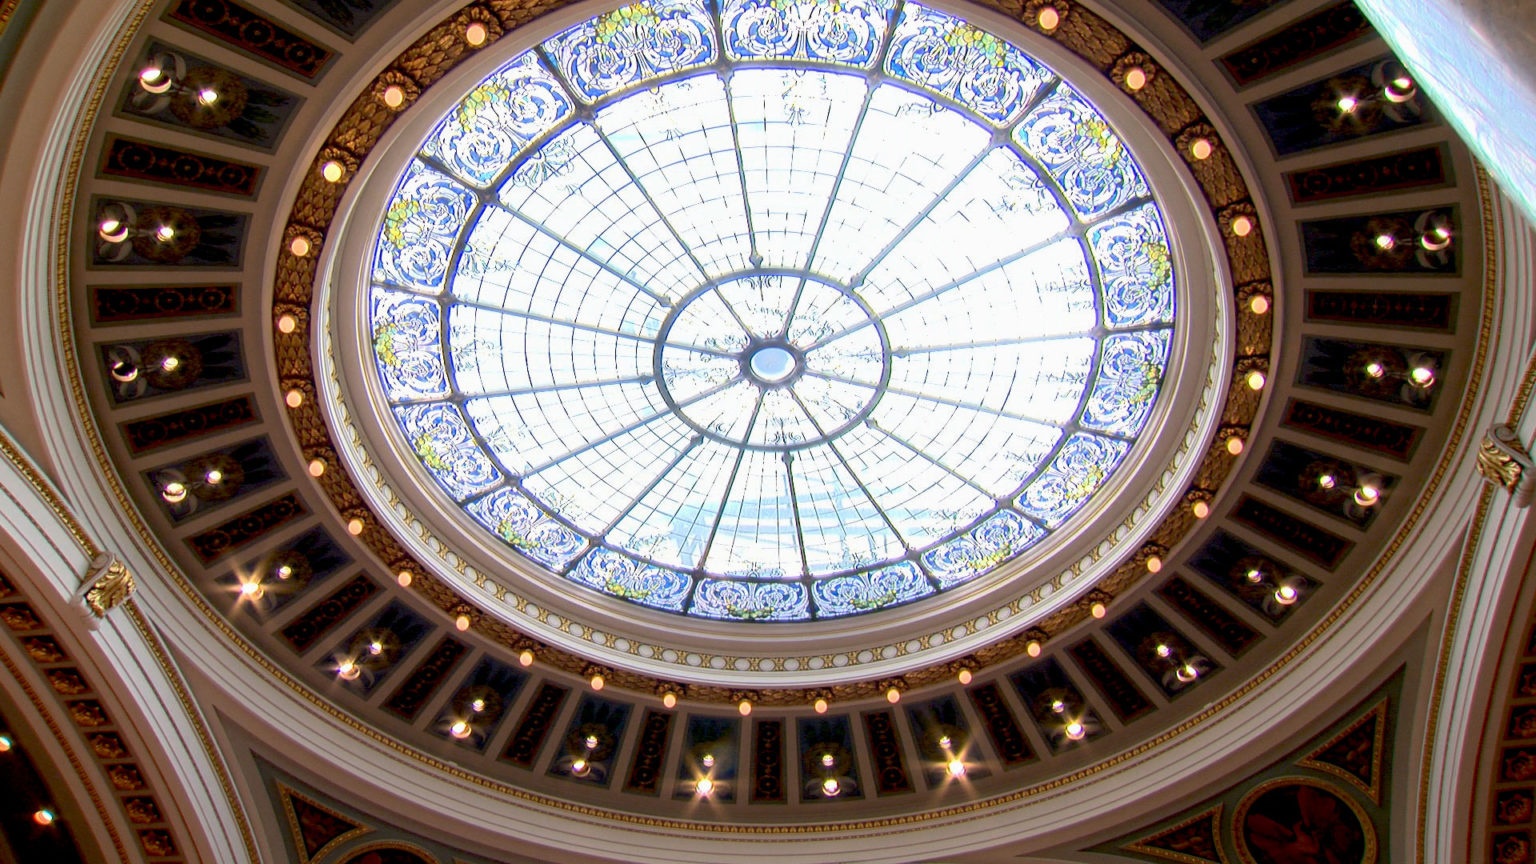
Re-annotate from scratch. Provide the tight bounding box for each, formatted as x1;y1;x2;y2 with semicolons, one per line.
1476;424;1536;506
82;553;135;618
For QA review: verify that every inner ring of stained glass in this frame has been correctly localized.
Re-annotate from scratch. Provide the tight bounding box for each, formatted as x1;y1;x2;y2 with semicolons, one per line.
367;0;1178;622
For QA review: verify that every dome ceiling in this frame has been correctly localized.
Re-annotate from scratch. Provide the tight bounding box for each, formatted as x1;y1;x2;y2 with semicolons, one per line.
51;0;1493;852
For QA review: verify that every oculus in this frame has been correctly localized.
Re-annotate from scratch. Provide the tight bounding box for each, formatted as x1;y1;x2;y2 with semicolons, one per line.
365;0;1177;621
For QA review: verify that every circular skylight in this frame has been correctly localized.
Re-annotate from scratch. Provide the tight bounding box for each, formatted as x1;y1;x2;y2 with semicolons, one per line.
366;0;1176;622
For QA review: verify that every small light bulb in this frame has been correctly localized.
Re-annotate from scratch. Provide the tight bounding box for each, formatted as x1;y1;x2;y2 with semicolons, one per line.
1190;137;1213;160
0;735;13;752
98;217;123;238
571;758;589;775
240;580;262;596
161;481;187;503
289;236;311;257
155;224;175;242
285;389;304;408
139;67;164;85
701;754;715;768
382;85;406;108
937;735;953;751
1245;567;1264;584
455;614;471;631
337;658;360;680
738;699;752;716
277;314;297;334
346;518;364;535
1231;216;1254;237
1192;500;1210;519
1065;721;1086;740
696;777;714;796
196;88;218;106
1410;366;1436;387
276;564;293;579
946;758;966;777
1037;6;1060;30
367;640;383;656
590;674;604;691
109;359;138;383
821;777;840;796
821;753;836;768
397;570;413;587
1246;370;1266;390
1124;67;1147;90
1365;361;1385;379
1337;95;1358;113
1249;295;1270;315
1354;485;1380;507
450;720;472;738
1155;644;1172;658
1275;585;1299;605
1146;556;1162;573
662;692;677;709
886;687;901;704
1026;639;1042;657
471;698;486;713
1050;699;1066;714
1226;436;1245;455
205;469;223;485
957;668;973;685
519;649;534;667
321;161;345;183
32;809;54;826
813;698;828;714
464;22;488;45
1090;601;1107;619
584;734;600;750
308;458;326;477
160;355;180;372
1176;664;1199;683
1317;473;1336;490
1375;234;1396;251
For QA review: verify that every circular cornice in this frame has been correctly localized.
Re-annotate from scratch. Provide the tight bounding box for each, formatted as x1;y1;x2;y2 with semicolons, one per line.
284;0;1258;695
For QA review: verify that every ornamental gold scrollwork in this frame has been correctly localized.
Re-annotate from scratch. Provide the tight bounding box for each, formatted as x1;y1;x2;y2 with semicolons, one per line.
82;553;135;618
1476;424;1535;507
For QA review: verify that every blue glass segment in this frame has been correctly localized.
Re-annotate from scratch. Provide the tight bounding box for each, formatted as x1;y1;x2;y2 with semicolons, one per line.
393;403;503;500
466;488;588;570
372;160;476;293
1013;82;1150;219
884;2;1053;126
811;562;932;616
690;579;811;620
1089;203;1176;328
422;53;573;187
1081;329;1172;437
569;549;693;611
722;0;894;66
544;0;718;103
367;0;1181;619
1017;433;1132;527
922;510;1045;587
370;288;449;400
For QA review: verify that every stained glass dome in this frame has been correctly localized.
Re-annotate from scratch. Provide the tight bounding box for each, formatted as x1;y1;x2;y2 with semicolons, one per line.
366;0;1177;622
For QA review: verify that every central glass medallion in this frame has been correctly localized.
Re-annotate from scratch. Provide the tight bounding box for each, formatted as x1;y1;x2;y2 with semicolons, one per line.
366;0;1177;621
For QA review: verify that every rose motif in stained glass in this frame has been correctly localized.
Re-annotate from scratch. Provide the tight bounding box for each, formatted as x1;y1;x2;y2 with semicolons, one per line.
366;0;1178;620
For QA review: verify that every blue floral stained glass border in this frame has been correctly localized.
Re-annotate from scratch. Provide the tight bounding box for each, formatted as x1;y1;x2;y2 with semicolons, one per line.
365;0;1181;621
